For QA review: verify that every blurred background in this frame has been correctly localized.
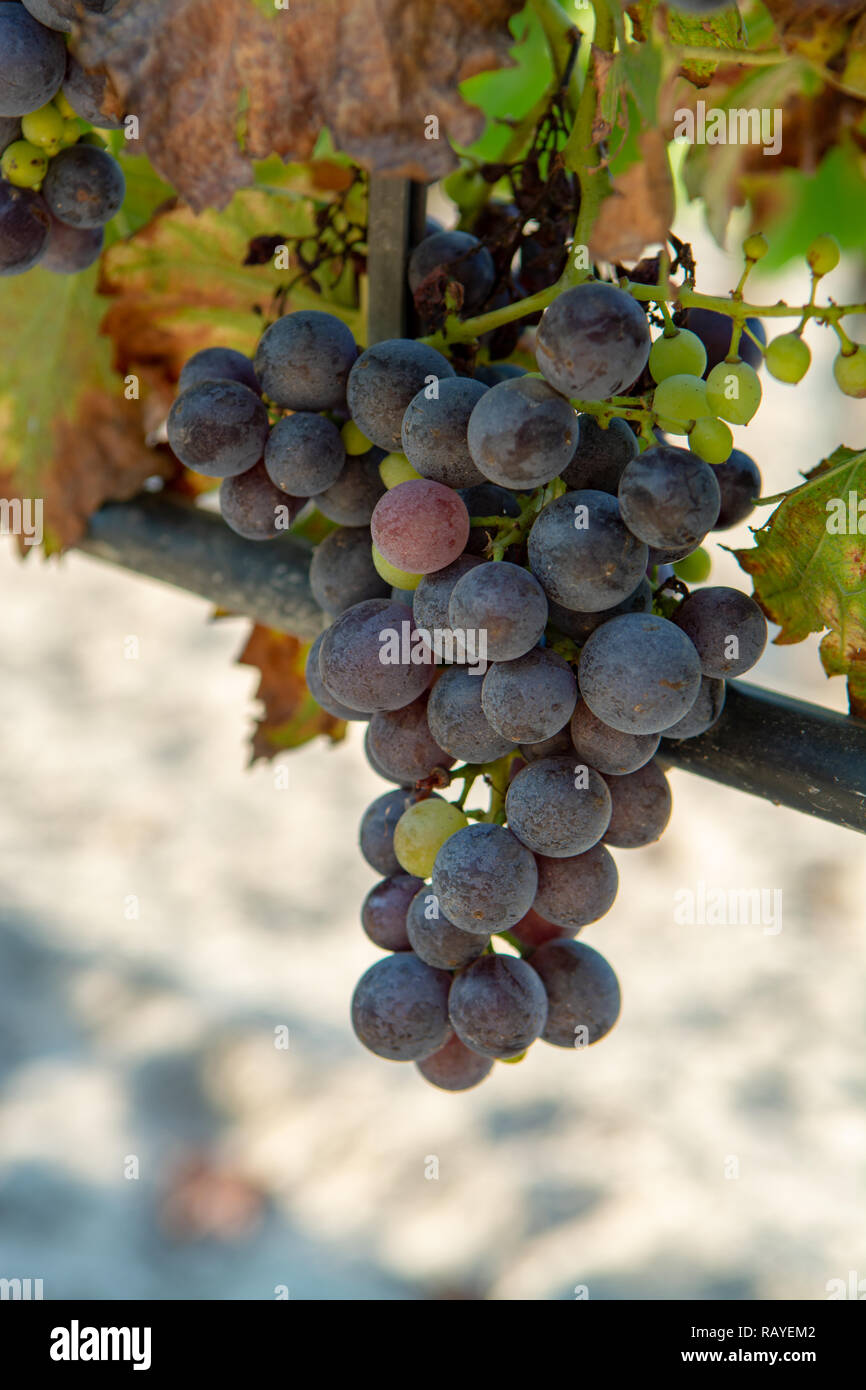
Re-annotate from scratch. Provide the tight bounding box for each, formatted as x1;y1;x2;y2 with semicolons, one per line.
0;202;864;1301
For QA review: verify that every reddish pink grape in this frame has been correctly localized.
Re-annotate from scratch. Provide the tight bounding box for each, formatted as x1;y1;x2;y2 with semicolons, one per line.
371;480;470;575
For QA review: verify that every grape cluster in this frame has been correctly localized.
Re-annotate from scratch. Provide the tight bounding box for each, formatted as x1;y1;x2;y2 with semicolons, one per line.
0;1;124;276
165;234;781;1092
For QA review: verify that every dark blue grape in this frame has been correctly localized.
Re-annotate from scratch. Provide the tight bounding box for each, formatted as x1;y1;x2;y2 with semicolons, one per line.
467;376;578;488
618;444;720;549
482;647;578;744
684;307;765;374
0;4;66;116
305;631;370;723
536;282;651;400
309;525;389;615
314;450;385;526
432;823;538;934
426;665;515;765
167;380;270;477
578;612;702;734
673;586;767;678
474;363;527;386
359;788;433;875
529;939;621;1048
347;339;455;451
506;756;611;857
219;462;303;541
533;843;619;930
416;1034;493;1091
662;675;725;739
448;954;548;1059
254;310;358;412
0;182;50;276
408;230;496;314
318;598;433;713
367;695;454;784
351;953;452;1062
546;577;652;643
570;699;660;775
448;560;548;663
362;874;423;952
711;449;762;529
602;760;672;848
401;376;487;488
178;347;260;396
560;414;638;493
42;146;125;228
40;212;103;274
528;490;649;613
406;889;488;970
265;412;346;496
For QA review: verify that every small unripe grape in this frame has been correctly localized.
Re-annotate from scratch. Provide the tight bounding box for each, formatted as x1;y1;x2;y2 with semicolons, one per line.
833;346;866;399
341;419;372;455
652;373;711;426
807;234;840;277
655;415;687;436
394;799;469;879
21;103;65;149
688;416;733;465
649;329;707;384
0;140;48;189
743;233;768;261
60;118;81;147
371;545;422;591
673;547;712;584
54;90;77;121
379;452;422;488
705;360;762;425
765;333;811;384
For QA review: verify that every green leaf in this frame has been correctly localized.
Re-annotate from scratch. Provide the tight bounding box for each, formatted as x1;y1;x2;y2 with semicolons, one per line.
457;5;553;163
734;446;866;716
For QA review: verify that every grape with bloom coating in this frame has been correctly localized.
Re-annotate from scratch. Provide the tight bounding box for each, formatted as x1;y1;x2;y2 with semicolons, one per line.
505;756;611;858
618;444;720;550
711;449;761;530
536;281;651;400
309;526;389;615
448;954;548;1059
360;788;431;875
42;144;125;227
179;347;260;395
367;696;454;785
393;798;469;879
602;761;672;848
219;462;301;540
578;612;702;734
0;4;66;117
530;940;621;1048
673;586;767;678
528;490;648;613
408;229;496;314
560;414;638;495
304;632;370;722
371;479;470;574
351;953;452;1062
254;310;357;412
432;823;538;934
533;843;619;930
426;666;515;765
649;329;707;384
401;376;487;488
264;412;345;496
466;376;578;489
416;1034;493;1092
448;561;548;663
570;700;660;776
705;360;762;424
318;598;433;712
168;380;270;478
347;338;455;450
482;648;578;745
406;889;488;971
662;675;725;739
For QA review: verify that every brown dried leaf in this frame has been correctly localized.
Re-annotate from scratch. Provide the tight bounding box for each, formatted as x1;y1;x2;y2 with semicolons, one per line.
238;625;346;762
79;0;523;213
589;129;673;262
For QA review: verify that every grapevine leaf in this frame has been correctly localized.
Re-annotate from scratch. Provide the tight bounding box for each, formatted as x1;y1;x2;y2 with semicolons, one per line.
590;129;673;262
667;5;747;86
99;187;364;384
238;626;346;761
78;0;524;212
734;447;866;717
0;266;173;555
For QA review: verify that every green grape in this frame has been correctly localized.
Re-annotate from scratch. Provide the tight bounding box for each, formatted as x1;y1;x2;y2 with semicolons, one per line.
655;415;687;436
649;329;707;384
743;233;768;261
807;234;840;277
765;333;811;384
688;416;733;465
341;419;372;456
54;89;77;121
371;544;422;591
673;547;711;584
42;139;63;159
393;799;469;879
21;103;65;149
833;346;866;399
60;118;82;148
379;452;422;488
705;360;762;425
652;373;711;426
0;140;48;189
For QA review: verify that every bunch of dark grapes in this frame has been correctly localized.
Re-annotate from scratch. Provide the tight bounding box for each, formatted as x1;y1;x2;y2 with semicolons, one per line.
166;231;769;1092
0;1;125;276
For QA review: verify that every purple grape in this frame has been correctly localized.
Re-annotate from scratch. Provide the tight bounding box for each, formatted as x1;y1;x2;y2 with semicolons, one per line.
673;586;767;678
178;347;260;395
570;699;660;775
347;339;456;451
448;560;548;663
711;449;762;530
362;874;424;952
0;4;66;116
618;444;720;549
219;462;303;540
536;282;651;400
359;788;433;875
533;843;619;930
305;631;370;723
505;756;612;857
0;182;50;275
529;939;621;1048
318;598;433;713
408;229;496;314
265;412;346;497
467;376;578;488
406;889;488;970
309;526;389;616
482;648;577;745
432;823;538;934
168;380;270;478
602;761;672;848
560;414;638;493
254;310;358;412
448;954;548;1059
662;675;725;739
528;490;649;613
42;145;125;228
314;450;385;526
426;666;515;765
416;1034;494;1091
401;376;487;488
351;953;452;1062
578;612;702;734
366;695;454;784
546;578;653;643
